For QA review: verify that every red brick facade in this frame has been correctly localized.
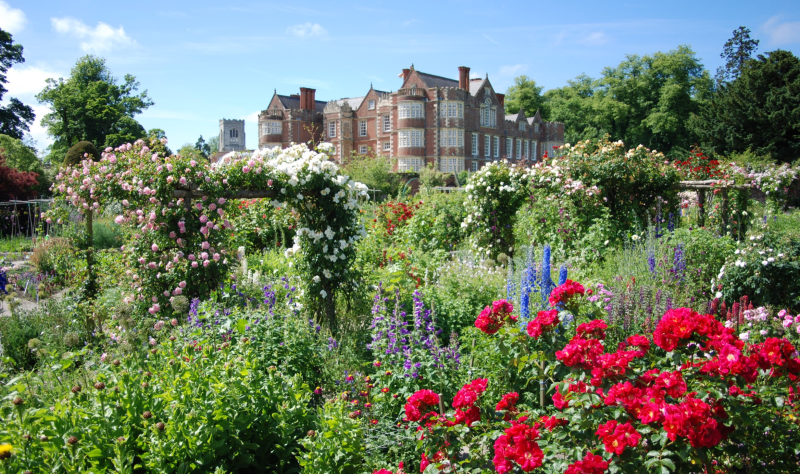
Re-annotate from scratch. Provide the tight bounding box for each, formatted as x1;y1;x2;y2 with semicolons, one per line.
257;65;565;172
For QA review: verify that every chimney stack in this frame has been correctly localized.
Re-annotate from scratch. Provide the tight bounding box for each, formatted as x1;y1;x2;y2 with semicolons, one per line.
458;66;470;90
402;68;411;82
496;93;505;108
308;88;316;110
299;88;310;110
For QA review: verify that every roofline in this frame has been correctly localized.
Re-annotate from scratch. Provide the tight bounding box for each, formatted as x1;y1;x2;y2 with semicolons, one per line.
416;70;458;83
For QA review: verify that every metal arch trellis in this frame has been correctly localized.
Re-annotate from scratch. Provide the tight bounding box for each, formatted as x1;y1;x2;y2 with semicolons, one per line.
0;198;54;239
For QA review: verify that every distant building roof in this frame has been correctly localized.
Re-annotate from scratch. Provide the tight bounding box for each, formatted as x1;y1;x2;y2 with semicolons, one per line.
417;71;459;89
332;97;365;110
469;78;487;96
277;94;327;112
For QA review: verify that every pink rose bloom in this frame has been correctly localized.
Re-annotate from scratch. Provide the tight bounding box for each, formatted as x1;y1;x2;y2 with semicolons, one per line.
191;262;198;268
115;215;124;224
179;177;187;185
201;252;209;260
166;164;173;171
200;227;209;235
267;179;273;187
223;179;228;185
188;254;196;261
203;260;210;267
217;198;226;205
196;202;203;210
190;160;197;167
199;215;208;224
100;352;108;362
174;287;182;295
179;281;186;288
163;291;170;297
213;253;220;261
151;244;159;252
201;241;210;249
46;218;52;224
167;176;174;183
170;318;178;326
148;262;157;269
209;203;216;211
169;231;176;239
242;166;250;173
151;296;158;303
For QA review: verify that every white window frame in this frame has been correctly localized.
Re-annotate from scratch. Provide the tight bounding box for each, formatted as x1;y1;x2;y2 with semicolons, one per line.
359;145;368;154
398;158;424;172
399;102;424;119
525;140;530;159
368;100;376;110
398;130;424;148
516;139;522;159
328;121;336;138
519;122;526;131
471;133;478;156
484;134;490;158
440;129;464;147
506;138;512;158
383;141;391;151
383;115;391;132
439;101;464;118
359;120;367;137
493;136;500;158
471;161;478;172
262;121;281;135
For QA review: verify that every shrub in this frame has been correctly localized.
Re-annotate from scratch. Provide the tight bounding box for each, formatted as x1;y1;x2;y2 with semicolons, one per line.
30;237;73;276
341;154;401;196
0;325;314;473
63;140;100;167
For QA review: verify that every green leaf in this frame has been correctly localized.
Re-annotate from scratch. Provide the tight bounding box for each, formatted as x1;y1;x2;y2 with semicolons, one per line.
236;319;247;334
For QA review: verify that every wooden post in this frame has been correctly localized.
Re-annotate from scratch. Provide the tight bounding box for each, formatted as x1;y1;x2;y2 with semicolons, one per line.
86;208;94;284
697;189;706;227
721;188;730;235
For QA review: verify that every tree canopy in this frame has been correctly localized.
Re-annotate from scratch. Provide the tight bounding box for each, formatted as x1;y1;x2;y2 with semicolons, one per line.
37;55;153;161
716;26;759;84
0;28;35;139
698;49;800;164
504;76;548;119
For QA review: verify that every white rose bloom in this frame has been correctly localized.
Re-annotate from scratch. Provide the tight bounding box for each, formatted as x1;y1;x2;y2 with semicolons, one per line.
313;275;321;283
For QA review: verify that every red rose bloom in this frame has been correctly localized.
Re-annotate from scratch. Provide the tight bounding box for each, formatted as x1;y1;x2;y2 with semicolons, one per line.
527;310;560;339
548;279;586;307
564;452;609;474
404;390;440;422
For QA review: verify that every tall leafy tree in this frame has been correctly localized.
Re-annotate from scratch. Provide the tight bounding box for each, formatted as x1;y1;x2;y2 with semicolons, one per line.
195;135;211;158
544;46;712;156
504;75;548;118
0;28;35;139
716;26;759;84
37;55;153;159
699;50;800;164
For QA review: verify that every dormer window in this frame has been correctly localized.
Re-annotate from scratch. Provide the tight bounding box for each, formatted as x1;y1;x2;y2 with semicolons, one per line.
519;122;526;131
368;100;376;110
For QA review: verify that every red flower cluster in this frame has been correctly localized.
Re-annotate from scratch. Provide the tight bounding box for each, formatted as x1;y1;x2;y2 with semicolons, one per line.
653;308;733;352
475;299;517;335
451;378;488;426
595;420;641;455
661;394;731;448
556;335;604;369
576;320;608;340
526;310;560;339
540;415;569;431
496;392;520;420
404;389;439;422
751;338;800;378
548;279;585;307
376;201;422;235
564;452;609;474
552;380;589;410
493;417;544;473
672;148;724;180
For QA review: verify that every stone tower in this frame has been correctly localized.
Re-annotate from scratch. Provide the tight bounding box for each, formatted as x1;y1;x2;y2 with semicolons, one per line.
219;119;246;152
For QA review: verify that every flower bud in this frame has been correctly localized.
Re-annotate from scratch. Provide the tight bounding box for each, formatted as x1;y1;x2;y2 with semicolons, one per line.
142;411;152;419
12;396;23;406
67;436;78;445
94;382;106;390
156;422;165;431
71;385;82;394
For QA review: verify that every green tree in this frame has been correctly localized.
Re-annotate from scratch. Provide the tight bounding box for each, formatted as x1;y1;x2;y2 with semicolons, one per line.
36;55;153;155
195;135;211;158
342;153;400;196
207;134;219;154
716;26;759;84
545;46;712;156
504;75;548;118
0;133;49;194
699;50;800;164
177;143;206;161
0;28;35;139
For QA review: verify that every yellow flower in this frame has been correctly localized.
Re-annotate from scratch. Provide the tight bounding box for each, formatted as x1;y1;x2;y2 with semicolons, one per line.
0;443;12;459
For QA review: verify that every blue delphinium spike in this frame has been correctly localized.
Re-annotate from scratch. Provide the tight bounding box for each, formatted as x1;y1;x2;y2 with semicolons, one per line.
558;265;568;286
647;249;656;276
506;260;516;302
520;268;530;320
541;244;552;305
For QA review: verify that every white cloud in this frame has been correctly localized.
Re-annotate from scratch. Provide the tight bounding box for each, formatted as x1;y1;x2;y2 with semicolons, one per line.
51;17;135;53
5;66;62;96
287;23;327;38
576;31;610;46
27;104;54;153
0;1;26;34
498;64;527;77
242;111;260;123
763;16;800;46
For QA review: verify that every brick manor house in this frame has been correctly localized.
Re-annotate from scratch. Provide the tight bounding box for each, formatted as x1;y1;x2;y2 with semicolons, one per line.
219;65;564;173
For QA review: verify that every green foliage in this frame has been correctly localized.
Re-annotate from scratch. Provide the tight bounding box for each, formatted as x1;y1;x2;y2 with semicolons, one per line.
419;162;447;192
543;46;713;157
699;49;800;164
0;324;314;473
715;26;760;83
36;55;153;151
63;141;100;167
504;75;548;119
0;134;48;194
342;154;401;196
396;192;468;253
297;398;365;474
226;198;296;252
0;28;35;139
717;224;800;310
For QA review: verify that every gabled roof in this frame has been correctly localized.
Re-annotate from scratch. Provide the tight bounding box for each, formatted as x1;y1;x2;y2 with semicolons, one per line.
417;71;459;89
527;109;544;125
275;94;327;113
469;78;486;96
505;110;527;122
332;97;365;110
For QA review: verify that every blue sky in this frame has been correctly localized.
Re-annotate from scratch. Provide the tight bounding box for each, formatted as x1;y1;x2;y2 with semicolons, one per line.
2;0;799;154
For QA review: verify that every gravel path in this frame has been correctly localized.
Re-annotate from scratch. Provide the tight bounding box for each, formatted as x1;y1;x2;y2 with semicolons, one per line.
1;258;70;317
